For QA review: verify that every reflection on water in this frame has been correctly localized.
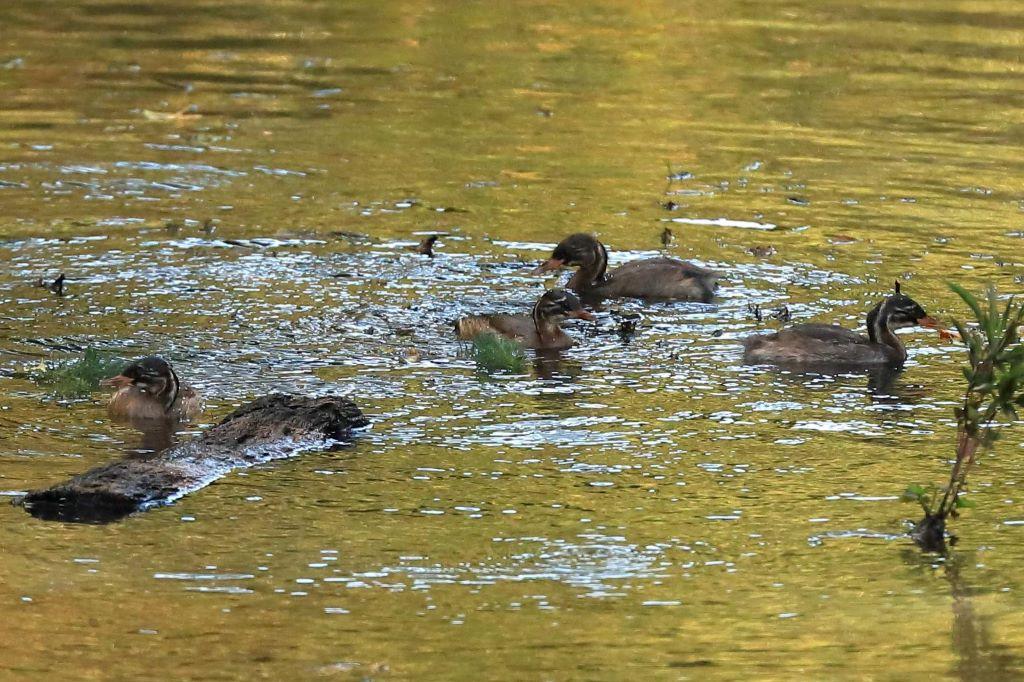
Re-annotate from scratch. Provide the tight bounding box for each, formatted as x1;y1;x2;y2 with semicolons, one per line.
123;429;173;459
4;0;1024;677
901;551;1024;680
945;556;1023;681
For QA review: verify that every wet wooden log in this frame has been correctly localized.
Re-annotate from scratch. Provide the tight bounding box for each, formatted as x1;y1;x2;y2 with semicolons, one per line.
20;394;368;523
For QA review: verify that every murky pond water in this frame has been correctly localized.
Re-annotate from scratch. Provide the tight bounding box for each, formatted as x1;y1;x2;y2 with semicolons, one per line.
4;0;1024;677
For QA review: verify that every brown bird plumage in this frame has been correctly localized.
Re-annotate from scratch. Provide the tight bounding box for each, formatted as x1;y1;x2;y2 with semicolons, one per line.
532;233;717;302
103;356;202;422
741;283;937;367
455;289;595;350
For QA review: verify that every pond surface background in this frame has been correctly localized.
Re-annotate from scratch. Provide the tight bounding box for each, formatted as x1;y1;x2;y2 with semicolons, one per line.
3;0;1024;678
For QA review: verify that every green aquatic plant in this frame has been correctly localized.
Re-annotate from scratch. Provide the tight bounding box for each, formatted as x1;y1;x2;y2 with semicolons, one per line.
471;333;527;374
905;283;1024;551
33;348;124;398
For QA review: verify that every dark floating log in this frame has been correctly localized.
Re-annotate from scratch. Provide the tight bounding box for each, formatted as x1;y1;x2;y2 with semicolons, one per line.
20;394;368;523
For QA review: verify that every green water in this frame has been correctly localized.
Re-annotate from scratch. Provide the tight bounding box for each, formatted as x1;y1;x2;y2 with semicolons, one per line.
3;0;1024;678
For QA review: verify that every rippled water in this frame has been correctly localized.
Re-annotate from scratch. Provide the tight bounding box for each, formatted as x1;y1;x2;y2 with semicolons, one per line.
4;0;1024;678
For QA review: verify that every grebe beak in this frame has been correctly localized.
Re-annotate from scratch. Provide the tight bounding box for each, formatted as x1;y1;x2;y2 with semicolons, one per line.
529;258;564;275
917;316;959;340
101;374;133;389
571;310;596;322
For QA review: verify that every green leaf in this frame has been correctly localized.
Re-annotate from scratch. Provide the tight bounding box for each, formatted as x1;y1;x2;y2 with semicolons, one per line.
1000;295;1014;333
954;496;978;509
902;484;928;501
984;286;1000;343
951;319;971;346
950;282;983;321
996;295;1021;352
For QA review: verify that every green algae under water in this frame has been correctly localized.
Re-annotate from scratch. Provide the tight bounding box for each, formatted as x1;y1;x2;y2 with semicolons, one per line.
471;334;529;375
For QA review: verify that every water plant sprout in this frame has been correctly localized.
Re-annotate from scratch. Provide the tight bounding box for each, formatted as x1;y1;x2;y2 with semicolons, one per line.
905;284;1024;551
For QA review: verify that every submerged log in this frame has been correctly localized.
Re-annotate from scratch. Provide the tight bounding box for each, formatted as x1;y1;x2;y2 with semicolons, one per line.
20;394;368;523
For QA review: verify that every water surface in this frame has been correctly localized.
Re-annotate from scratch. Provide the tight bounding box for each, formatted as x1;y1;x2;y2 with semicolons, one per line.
3;0;1024;678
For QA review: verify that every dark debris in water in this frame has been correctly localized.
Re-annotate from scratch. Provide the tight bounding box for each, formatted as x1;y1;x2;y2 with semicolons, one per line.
747;245;776;258
615;311;642;341
35;272;65;296
415;235;439;257
747;303;791;324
